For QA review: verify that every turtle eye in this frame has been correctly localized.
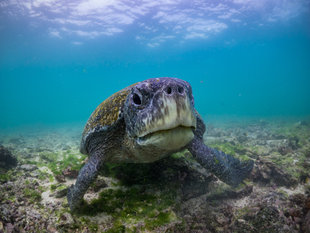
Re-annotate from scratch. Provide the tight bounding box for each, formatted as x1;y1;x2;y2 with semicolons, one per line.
133;93;142;105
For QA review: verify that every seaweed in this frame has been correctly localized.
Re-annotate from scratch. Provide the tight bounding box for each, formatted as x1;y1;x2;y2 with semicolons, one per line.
23;187;42;203
77;186;178;231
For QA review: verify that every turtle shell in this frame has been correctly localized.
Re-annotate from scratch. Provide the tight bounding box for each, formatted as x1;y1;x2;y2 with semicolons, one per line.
80;83;138;154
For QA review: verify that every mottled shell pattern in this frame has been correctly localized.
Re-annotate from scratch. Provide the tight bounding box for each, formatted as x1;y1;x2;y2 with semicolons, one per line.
80;83;138;153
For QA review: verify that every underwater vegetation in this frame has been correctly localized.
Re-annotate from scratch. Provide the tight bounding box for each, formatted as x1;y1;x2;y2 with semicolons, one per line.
0;119;310;232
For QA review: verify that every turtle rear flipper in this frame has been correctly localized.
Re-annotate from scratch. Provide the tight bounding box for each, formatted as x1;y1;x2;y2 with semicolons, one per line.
67;153;103;212
188;138;254;187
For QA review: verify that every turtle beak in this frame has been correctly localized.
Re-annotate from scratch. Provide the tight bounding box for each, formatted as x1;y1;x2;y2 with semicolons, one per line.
138;93;196;138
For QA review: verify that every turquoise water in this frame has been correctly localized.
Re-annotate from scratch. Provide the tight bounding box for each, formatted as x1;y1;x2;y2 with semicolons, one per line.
0;1;310;129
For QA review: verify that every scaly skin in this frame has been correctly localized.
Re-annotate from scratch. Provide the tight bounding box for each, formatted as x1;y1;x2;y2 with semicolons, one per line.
67;153;103;211
187;112;254;187
188;139;254;187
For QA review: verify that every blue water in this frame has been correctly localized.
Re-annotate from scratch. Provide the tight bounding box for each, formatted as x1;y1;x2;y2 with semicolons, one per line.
0;0;310;130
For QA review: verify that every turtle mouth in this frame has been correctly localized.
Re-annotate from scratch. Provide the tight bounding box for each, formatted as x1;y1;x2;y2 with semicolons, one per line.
136;125;195;150
138;125;195;140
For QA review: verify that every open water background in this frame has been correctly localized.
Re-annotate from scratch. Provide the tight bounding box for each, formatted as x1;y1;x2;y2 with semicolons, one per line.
0;0;309;131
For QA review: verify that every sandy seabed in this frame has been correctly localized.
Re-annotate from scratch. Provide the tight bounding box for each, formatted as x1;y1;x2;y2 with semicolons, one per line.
0;117;310;232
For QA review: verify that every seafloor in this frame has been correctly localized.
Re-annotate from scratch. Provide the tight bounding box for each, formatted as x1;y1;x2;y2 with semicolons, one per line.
0;118;310;233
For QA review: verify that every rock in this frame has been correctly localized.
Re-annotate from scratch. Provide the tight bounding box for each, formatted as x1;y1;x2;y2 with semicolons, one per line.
91;177;107;192
305;197;310;210
289;193;306;206
299;172;309;183
58;213;74;228
233;218;254;233
0;145;17;169
288;207;302;218
27;209;41;219
272;134;286;140
252;158;298;188
5;223;14;233
35;147;49;153
55;174;66;183
248;205;287;233
258;120;269;127
55;188;68;198
206;185;253;201
61;145;71;150
237;133;248;143
215;215;229;225
302;210;310;233
20;164;37;171
278;146;291;155
302;159;310;170
62;167;78;178
0;221;3;232
47;224;58;233
294;216;302;223
30;170;41;178
9;138;24;144
0;204;11;223
288;136;300;150
297;121;309;127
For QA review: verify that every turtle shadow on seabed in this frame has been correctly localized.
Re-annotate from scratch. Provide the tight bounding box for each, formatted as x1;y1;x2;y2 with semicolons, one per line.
75;152;216;216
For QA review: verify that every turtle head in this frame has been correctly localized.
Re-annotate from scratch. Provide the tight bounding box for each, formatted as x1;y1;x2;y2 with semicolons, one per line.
123;77;197;153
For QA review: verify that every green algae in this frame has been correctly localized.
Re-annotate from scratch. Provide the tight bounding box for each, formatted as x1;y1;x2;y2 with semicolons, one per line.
77;186;178;231
269;151;307;180
208;142;251;161
0;172;12;183
50;183;58;191
265;122;310;180
23;187;42;203
0;169;22;183
25;151;87;177
46;153;86;176
235;206;251;219
145;211;177;230
205;183;230;199
2;120;309;232
50;183;67;191
48;174;55;182
272;123;310;147
40;152;58;163
171;150;196;162
105;224;125;233
68;153;215;231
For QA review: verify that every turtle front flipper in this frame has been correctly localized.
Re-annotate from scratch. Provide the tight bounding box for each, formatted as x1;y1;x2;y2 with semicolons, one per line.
67;153;103;212
187;138;254;187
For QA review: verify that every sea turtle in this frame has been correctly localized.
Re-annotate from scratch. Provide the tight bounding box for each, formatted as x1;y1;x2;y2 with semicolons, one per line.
67;77;254;211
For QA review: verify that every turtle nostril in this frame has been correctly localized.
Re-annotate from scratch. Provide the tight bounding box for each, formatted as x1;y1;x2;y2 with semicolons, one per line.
165;86;172;95
177;86;184;94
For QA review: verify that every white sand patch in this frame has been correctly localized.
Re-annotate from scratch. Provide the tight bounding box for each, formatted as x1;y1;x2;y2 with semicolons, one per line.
39;166;76;205
41;189;62;205
279;184;305;196
84;192;100;202
38;166;53;175
41;178;76;205
87;212;113;225
233;196;252;208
